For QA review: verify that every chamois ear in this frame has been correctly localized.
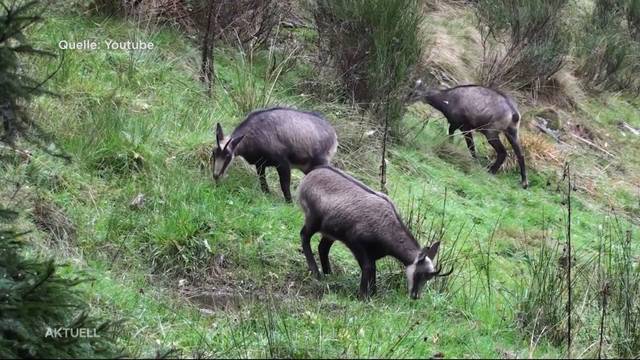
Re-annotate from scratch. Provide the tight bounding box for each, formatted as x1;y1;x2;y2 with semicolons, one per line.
425;241;440;260
228;135;245;150
417;247;428;263
215;123;224;147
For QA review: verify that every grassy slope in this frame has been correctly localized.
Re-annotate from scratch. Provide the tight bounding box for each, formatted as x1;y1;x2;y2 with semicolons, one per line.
5;8;639;358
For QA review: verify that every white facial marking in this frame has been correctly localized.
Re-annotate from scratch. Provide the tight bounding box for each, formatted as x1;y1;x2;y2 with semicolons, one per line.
219;136;230;150
424;257;436;273
443;100;449;105
405;263;416;292
213;156;227;177
213;136;233;178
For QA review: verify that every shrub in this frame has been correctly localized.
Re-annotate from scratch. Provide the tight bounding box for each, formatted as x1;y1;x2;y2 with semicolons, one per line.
576;0;640;92
0;0;57;147
221;40;298;116
516;240;568;345
188;0;291;48
599;219;640;357
1;2;119;356
96;0;291;48
629;0;640;41
609;232;640;357
475;0;570;94
0;208;120;358
314;0;422;137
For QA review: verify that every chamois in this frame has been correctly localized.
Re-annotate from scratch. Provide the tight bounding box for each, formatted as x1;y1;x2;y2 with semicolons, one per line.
212;107;338;202
409;80;528;188
298;165;452;299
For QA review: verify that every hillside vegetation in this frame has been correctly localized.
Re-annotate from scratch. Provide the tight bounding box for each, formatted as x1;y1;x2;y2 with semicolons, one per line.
2;0;640;358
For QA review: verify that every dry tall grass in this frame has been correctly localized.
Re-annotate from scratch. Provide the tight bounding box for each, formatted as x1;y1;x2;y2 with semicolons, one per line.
320;104;382;183
416;2;482;86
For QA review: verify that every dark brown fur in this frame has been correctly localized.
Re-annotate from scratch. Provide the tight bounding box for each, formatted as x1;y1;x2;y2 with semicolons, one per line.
298;165;450;299
410;81;528;188
212;107;338;202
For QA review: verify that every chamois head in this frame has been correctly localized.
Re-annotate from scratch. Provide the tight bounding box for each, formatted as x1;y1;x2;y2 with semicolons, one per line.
407;79;440;104
211;123;244;182
405;241;451;299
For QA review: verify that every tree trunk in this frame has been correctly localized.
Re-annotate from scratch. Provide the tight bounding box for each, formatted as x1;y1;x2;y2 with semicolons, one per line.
200;0;216;97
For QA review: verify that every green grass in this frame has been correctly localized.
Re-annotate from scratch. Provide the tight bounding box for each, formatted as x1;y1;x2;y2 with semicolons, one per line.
3;8;640;359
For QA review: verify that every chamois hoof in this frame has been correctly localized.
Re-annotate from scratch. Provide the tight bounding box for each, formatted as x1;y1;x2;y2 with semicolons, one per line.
309;270;321;280
521;180;529;189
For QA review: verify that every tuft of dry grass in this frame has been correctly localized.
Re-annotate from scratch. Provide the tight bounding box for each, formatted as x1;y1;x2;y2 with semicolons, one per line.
121;0;196;31
503;131;564;172
322;104;382;184
171;142;212;174
432;139;475;173
533;62;586;110
31;197;76;245
416;4;482;86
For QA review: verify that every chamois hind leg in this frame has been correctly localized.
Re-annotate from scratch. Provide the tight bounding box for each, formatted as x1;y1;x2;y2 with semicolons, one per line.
300;223;321;279
483;131;507;174
504;127;529;189
318;236;334;275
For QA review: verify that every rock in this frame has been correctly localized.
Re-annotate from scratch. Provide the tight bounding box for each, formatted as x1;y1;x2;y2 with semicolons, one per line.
618;121;640;136
536;108;561;130
129;193;145;210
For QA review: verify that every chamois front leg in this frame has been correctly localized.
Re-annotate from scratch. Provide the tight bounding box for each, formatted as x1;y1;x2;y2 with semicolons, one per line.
447;123;460;139
300;225;321;279
276;161;292;203
256;162;269;193
463;131;477;159
352;247;376;300
358;260;376;300
369;260;377;295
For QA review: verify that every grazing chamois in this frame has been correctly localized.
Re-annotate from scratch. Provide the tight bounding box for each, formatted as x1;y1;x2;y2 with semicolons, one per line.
298;165;452;299
212;107;338;202
409;80;528;188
